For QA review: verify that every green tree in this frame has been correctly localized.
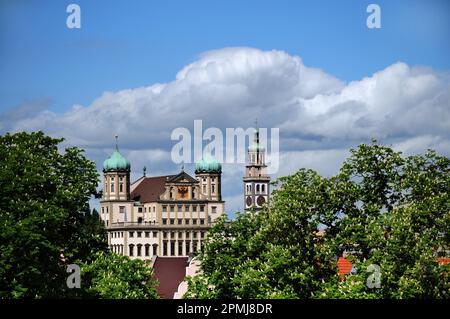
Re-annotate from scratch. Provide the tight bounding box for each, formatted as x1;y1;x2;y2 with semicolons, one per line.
0;131;106;298
186;141;450;299
77;251;159;299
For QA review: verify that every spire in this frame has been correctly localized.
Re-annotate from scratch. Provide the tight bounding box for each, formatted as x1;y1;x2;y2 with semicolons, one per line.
114;134;119;151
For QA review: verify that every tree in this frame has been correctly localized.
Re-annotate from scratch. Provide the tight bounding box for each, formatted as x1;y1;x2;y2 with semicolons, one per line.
77;251;159;299
185;141;450;299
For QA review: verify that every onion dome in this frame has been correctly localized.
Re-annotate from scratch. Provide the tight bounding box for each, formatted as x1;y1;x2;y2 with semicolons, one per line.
195;154;221;173
103;138;130;171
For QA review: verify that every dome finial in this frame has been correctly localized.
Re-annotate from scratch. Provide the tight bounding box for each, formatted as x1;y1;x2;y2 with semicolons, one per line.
143;166;147;177
114;134;119;150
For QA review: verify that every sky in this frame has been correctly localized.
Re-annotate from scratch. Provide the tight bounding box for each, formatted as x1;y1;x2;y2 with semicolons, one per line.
1;0;449;215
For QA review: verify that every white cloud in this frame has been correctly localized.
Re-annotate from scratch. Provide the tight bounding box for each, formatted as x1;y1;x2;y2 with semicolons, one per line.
2;47;449;215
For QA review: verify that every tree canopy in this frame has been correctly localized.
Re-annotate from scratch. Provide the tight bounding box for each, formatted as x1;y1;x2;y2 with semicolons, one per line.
185;141;449;299
0;131;159;299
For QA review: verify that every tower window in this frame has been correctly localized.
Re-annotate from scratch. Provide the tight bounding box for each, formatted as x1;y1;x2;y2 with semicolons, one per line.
203;185;206;193
211;206;217;214
119;177;123;193
211;185;215;193
111;177;115;192
262;184;265;193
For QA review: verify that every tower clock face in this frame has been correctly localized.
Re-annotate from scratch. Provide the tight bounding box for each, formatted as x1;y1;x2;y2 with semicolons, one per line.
257;195;266;206
246;196;253;207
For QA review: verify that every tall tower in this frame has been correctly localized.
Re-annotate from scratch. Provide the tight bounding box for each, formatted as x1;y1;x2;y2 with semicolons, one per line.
243;124;270;211
100;136;132;225
195;154;222;201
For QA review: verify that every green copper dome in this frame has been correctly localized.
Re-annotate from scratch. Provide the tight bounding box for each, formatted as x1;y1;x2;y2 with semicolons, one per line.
195;154;221;173
103;146;130;171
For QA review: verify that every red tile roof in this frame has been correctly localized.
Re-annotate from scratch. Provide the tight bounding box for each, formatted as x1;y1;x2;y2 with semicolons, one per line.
131;175;174;203
438;257;450;265
337;257;352;277
153;257;188;299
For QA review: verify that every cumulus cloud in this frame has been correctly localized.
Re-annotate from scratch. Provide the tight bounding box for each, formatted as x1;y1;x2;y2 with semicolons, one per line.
2;47;449;214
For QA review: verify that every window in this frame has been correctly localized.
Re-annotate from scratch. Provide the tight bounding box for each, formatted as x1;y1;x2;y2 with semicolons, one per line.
170;242;175;256
202;185;206;193
178;219;182;225
185;205;189;211
200;219;205;225
129;231;134;238
256;184;260;193
193;205;197;212
102;207;104;214
153;206;155;212
137;244;142;257
129;244;134;256
178;232;183;239
201;232;205;238
138;207;143;213
185;242;190;254
111;177;115;192
163;242;168;256
153;244;158;256
178;242;183;256
211;177;215;182
185;219;190;225
153;231;157;238
212;206;217;214
145;232;150;238
177;205;182;211
137;217;143;224
186;232;190;238
121;232;123;237
170;218;175;225
211;185;215;193
200;205;205;212
119;206;126;214
170;232;175;239
162;205;167;212
119;177;123;193
163;232;167;239
193;232;197;239
162;219;167;225
262;184;265;193
145;244;150;257
170;205;174;212
137;231;142;238
193;219;197;225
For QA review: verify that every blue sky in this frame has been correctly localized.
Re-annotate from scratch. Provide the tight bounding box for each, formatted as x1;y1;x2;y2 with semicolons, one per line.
1;0;449;113
1;1;449;215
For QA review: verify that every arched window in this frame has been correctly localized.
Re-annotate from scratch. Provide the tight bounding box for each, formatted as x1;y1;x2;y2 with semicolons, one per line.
153;244;158;256
137;217;143;224
262;184;265;193
137;244;142;257
145;244;150;257
119;176;123;193
256;184;260;193
129;244;134;256
111;177;115;193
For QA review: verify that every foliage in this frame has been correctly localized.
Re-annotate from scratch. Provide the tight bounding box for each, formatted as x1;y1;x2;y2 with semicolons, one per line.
0;131;159;299
77;251;159;299
186;140;450;299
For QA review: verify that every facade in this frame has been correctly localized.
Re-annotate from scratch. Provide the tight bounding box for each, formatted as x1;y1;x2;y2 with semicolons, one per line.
243;127;271;211
99;142;225;260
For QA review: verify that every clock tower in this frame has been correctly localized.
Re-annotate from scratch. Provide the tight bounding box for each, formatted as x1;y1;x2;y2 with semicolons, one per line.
243;124;270;211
